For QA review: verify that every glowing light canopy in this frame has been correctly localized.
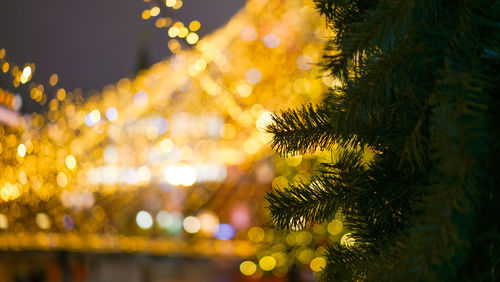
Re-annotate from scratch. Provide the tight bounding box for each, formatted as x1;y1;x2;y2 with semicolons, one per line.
0;1;336;277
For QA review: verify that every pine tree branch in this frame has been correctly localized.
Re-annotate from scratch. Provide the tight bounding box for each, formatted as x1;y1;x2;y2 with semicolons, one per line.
266;104;337;155
268;0;500;280
323;0;443;81
267;150;368;229
369;55;495;280
322;243;372;281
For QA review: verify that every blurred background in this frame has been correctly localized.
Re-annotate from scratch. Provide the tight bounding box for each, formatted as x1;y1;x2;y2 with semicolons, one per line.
0;0;347;281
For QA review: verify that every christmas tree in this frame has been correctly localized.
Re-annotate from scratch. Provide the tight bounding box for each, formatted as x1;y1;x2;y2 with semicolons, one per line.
267;0;500;280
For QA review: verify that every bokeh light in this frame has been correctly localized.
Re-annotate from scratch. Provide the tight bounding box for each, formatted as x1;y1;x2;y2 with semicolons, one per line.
259;256;277;271
133;91;149;107
36;213;51;230
198;211;219;235
183;216;200;234
0;213;7;229
240;260;257;276
263;33;280;48
215;223;235;240
310;257;326;272
106;107;118;121
328;219;343;235
246;68;262;84
65;155;77;170
17;143;26;157
240;26;257;41
189;20;201;31
136;210;154;229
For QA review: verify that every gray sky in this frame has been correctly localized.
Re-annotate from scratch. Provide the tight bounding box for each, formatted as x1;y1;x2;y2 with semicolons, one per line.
0;0;245;110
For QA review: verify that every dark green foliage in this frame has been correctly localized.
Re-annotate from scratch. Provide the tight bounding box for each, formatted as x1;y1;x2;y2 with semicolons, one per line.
267;0;500;280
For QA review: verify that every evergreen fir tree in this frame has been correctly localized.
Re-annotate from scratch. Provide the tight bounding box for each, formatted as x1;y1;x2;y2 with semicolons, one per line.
267;0;500;280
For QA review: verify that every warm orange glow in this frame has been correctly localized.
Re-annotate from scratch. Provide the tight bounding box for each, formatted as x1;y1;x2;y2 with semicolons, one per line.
0;1;332;271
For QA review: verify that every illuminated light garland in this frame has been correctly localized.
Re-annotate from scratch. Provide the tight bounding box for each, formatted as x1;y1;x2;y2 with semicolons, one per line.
142;0;199;48
0;49;61;107
0;0;345;277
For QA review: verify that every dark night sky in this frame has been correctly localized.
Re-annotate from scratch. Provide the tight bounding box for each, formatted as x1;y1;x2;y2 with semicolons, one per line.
0;0;245;97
